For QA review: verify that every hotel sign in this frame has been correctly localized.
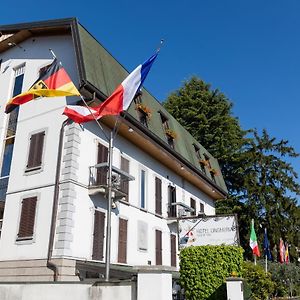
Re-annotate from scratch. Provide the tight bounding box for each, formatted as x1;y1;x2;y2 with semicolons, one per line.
178;215;239;248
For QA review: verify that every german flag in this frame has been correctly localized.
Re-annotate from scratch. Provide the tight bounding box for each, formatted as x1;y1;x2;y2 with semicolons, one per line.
5;58;80;113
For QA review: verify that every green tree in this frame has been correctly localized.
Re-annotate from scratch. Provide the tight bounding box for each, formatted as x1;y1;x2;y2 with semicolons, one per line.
163;76;245;193
238;129;300;259
163;76;300;260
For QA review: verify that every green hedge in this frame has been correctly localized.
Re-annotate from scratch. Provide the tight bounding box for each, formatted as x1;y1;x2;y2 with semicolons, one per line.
179;245;244;300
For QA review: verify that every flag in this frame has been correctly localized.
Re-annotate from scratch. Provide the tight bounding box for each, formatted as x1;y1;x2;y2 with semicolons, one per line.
63;52;158;123
250;219;260;257
263;228;272;260
5;58;80;113
279;238;285;263
285;243;289;264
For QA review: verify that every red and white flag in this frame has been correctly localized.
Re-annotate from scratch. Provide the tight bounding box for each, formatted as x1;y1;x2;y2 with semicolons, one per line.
279;238;286;263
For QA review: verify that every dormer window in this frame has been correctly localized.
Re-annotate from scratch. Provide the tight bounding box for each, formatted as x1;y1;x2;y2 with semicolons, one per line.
203;154;217;183
194;144;205;173
203;154;211;169
160;112;175;149
160;113;169;131
134;94;150;127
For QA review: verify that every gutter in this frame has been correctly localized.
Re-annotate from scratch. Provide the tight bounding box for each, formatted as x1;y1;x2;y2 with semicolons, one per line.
47;119;69;281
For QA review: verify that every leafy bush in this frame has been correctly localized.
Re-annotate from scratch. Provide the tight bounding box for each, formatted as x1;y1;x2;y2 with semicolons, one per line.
179;245;244;300
242;261;275;300
264;261;300;297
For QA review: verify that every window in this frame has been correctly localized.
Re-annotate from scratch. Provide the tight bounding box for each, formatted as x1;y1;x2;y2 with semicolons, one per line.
170;234;177;267
199;203;205;214
160;113;175;149
0;65;24;202
0;201;5;238
139;112;148;127
140;169;146;209
203;155;217;183
168;185;176;217
160;113;169;131
120;157;129;201
155;177;162;215
26;131;45;171
1;137;15;177
194;144;205;173
167;135;175;149
190;198;196;216
118;218;128;263
134;94;149;127
96;143;108;185
0;178;9;202
17;196;37;240
155;229;162;265
92;210;105;260
204;154;212;169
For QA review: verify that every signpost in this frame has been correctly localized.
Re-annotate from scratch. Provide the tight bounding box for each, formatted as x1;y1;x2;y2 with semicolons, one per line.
178;214;239;248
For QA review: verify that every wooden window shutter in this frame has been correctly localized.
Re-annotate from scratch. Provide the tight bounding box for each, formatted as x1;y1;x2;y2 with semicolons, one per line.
155;177;162;215
155;229;162;265
96;143;108;185
27;131;45;169
118;218;128;263
200;203;204;213
120;157;129;201
92;210;105;260
190;198;196;216
170;234;177;267
17;197;37;239
168;186;176;218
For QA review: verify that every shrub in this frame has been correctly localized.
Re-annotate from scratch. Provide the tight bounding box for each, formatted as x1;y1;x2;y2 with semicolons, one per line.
179;245;244;300
242;261;275;300
264;261;300;297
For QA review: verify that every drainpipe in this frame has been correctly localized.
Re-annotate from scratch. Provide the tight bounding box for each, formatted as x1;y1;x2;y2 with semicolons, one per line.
47;119;69;281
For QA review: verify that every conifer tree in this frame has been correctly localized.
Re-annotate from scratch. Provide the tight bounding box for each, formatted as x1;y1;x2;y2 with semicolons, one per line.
163;77;300;260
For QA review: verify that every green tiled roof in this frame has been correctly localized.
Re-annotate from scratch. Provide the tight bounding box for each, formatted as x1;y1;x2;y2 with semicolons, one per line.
77;23;227;193
0;18;227;194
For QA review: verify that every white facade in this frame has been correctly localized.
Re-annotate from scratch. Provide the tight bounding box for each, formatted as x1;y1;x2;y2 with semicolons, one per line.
0;28;221;287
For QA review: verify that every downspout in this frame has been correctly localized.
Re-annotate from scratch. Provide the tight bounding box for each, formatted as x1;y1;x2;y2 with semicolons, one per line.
47;119;69;281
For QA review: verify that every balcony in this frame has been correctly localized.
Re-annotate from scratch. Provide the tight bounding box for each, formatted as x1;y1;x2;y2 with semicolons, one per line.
88;162;135;201
167;202;195;224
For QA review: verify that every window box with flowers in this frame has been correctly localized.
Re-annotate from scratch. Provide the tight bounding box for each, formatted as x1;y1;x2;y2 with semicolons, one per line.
135;103;152;119
165;128;177;139
209;168;219;176
199;159;209;167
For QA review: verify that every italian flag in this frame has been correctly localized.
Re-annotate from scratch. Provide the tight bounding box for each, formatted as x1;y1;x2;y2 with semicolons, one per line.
250;219;260;257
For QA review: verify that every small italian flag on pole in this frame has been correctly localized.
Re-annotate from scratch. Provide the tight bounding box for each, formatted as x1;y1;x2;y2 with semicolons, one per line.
250;219;260;263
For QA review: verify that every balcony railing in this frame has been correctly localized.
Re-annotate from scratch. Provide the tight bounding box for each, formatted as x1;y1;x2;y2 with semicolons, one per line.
167;202;195;223
88;163;135;201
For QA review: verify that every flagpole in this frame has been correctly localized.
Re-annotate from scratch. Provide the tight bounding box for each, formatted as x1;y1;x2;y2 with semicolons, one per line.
76;94;114;280
254;254;257;266
49;48;57;59
105;129;113;281
265;228;268;273
79;95;109;141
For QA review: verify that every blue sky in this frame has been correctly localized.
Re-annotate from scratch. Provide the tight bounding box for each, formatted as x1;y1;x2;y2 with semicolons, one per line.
1;1;300;195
